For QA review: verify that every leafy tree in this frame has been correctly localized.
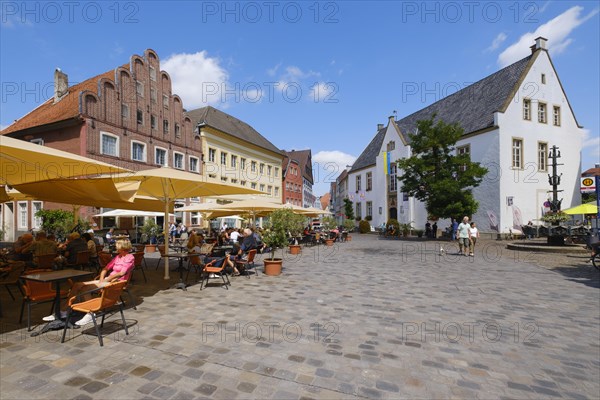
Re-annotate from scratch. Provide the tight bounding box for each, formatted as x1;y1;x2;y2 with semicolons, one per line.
343;198;354;221
35;209;73;240
396;115;488;219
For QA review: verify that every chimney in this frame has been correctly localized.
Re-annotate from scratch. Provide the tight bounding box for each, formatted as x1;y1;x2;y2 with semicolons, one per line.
377;123;384;130
388;115;395;123
54;68;68;103
531;37;548;54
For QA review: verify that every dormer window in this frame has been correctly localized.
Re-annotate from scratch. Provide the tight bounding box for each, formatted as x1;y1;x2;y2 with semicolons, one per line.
541;74;546;84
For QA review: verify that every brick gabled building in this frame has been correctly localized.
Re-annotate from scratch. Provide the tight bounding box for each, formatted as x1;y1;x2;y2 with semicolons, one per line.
281;154;303;206
1;49;199;239
282;149;315;208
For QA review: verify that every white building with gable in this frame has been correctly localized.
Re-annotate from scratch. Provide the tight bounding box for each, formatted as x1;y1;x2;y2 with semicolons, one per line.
347;38;584;233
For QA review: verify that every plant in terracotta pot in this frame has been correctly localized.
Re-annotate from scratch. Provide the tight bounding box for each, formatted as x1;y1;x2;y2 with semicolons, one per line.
140;219;159;252
343;219;355;241
288;212;305;255
262;208;296;275
322;216;338;246
399;222;414;238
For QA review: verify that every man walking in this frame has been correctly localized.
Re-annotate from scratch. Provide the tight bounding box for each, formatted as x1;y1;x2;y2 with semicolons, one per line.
457;216;470;256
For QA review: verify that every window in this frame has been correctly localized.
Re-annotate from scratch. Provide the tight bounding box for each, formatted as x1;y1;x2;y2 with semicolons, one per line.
221;152;227;166
457;144;470;172
355;202;362;220
150;66;156;81
251;182;257;189
251;161;257;172
387;141;395;151
366;172;372;191
356;175;361;191
155;147;167;166
18;202;27;229
512;138;523;169
240;158;246;170
274;187;279;196
163;119;169;134
32;201;43;229
150;87;157;104
163;94;169;108
241;180;246;186
30;138;44;145
260;184;265;192
136;81;144;97
267;165;272;176
553;106;561;126
538;102;547;124
274;167;279;177
538;142;548;172
523;99;531;120
101;132;119;157
366;201;373;218
268;185;273;195
175;123;181;138
121;104;129;119
191;212;200;225
173;152;184;170
208;148;216;163
231;179;238;184
136;109;144;125
231;155;237;168
221;177;228;182
189;156;199;173
259;163;265;175
389;164;397;191
131;141;146;162
541;73;546;84
151;115;157;130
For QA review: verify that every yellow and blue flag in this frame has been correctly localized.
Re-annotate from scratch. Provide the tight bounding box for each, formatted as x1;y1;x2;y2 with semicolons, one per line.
383;151;391;175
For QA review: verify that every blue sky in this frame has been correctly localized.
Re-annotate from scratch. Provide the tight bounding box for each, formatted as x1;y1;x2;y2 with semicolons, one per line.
1;1;598;197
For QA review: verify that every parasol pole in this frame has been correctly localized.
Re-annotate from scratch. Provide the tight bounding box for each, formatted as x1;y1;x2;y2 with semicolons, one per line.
163;199;170;280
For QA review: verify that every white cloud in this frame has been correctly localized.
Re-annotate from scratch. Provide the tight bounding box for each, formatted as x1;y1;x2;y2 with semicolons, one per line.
309;82;337;103
162;51;229;109
266;63;281;77
485;32;507;52
313;150;357;173
498;6;599;67
581;128;599;168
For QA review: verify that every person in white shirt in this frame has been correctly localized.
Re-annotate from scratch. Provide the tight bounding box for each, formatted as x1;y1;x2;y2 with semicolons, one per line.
457;216;470;256
229;228;241;243
468;222;480;257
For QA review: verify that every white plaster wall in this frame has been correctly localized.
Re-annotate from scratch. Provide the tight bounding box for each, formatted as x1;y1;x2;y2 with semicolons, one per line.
496;50;583;232
457;129;501;233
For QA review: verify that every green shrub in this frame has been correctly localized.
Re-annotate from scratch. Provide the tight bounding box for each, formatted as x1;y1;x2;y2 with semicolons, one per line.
359;219;371;234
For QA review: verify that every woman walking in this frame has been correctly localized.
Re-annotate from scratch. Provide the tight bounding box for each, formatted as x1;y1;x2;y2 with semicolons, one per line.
468;222;480;257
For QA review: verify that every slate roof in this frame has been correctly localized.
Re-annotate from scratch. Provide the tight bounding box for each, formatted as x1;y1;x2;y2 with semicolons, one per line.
186;106;282;156
283;149;314;184
395;55;533;140
349;54;534;173
349;126;387;172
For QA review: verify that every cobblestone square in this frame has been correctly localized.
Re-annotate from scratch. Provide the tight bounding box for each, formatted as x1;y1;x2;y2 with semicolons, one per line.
1;235;599;399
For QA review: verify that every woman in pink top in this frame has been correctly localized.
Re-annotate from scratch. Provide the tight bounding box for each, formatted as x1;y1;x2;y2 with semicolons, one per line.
43;239;135;326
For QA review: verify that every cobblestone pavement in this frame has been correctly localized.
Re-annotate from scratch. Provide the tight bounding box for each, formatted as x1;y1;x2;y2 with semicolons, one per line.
1;235;599;399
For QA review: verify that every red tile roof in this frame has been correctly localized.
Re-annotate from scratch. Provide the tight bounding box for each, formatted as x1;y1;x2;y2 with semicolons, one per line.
1;67;122;135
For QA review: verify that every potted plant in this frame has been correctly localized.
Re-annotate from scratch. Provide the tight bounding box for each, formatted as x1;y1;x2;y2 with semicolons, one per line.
288;213;305;255
414;229;424;238
262;208;297;275
343;219;355;241
399;222;413;238
141;219;159;253
321;216;338;246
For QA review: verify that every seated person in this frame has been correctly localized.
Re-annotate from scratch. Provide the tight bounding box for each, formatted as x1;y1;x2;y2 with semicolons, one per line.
10;233;34;262
203;254;240;276
43;239;135;325
61;232;88;265
82;232;98;264
105;228;115;246
28;231;58;266
235;229;257;259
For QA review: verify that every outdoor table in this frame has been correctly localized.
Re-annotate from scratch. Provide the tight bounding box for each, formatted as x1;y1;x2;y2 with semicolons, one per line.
170;244;187;253
21;269;94;337
163;253;189;290
211;245;233;257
